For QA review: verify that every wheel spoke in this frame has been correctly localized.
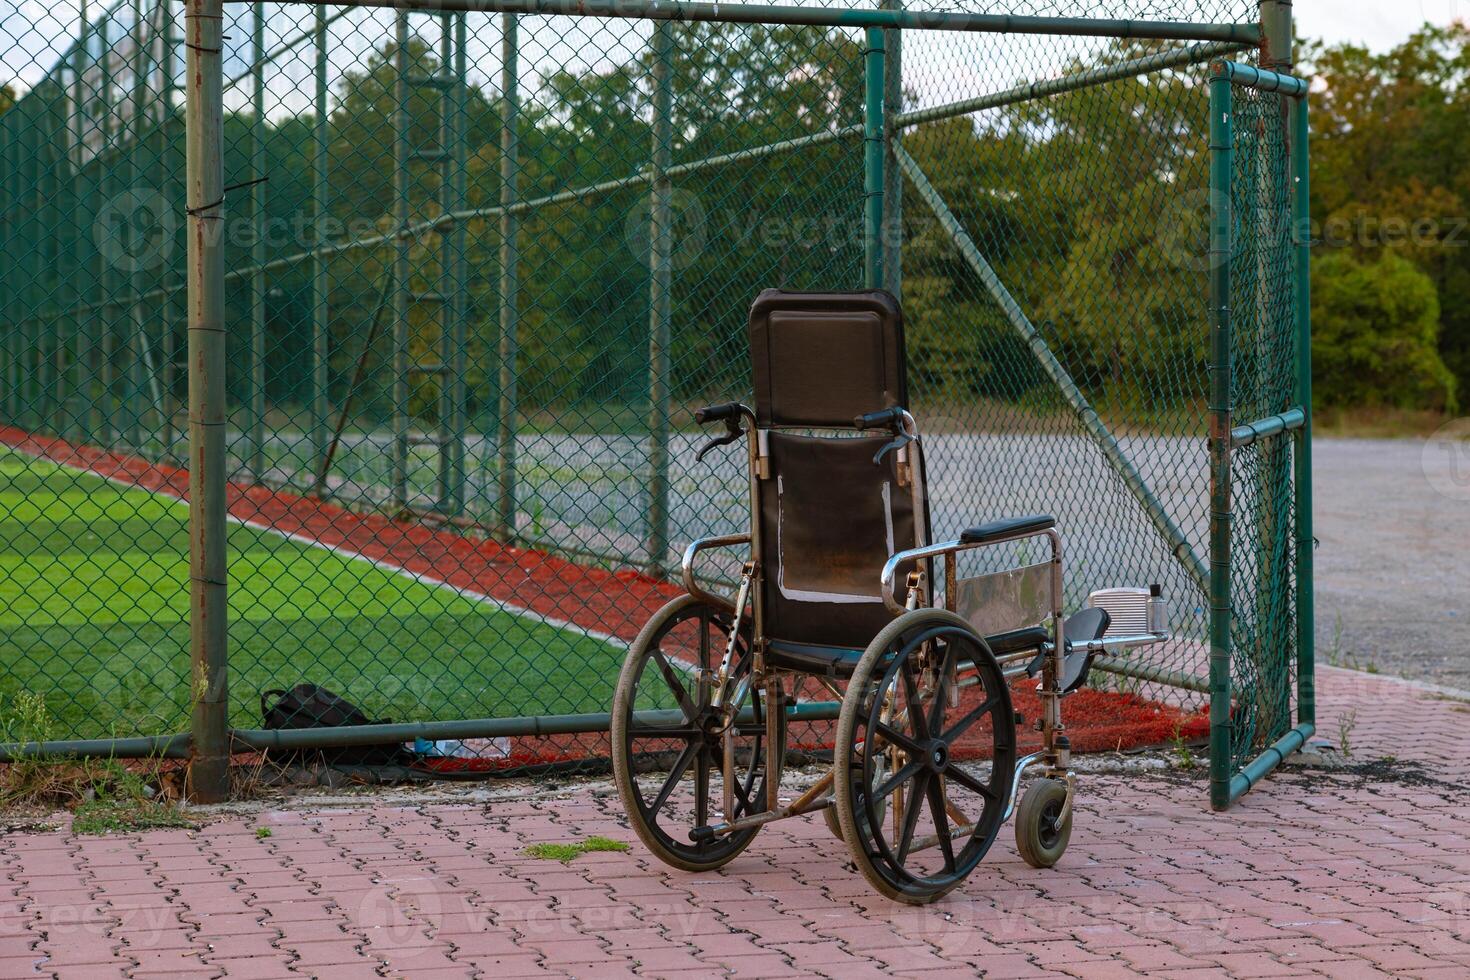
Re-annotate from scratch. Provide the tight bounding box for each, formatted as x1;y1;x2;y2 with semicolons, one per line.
900;663;931;740
928;641;958;734
925;775;956;871
649;741;698;814
874;721;924;757
944;764;997;801
694;747;711;828
941;694;999;745
872;756;924;801
650;645;699;722
895;770;930;863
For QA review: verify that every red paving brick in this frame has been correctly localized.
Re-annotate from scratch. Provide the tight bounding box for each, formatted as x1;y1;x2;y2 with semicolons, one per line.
3;667;1469;978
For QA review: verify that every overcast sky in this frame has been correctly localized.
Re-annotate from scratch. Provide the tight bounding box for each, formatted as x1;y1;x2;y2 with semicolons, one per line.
1297;0;1466;50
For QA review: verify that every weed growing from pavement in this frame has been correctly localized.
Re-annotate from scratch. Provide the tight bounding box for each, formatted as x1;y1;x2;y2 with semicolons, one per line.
0;693;194;834
1338;708;1359;758
525;836;630;863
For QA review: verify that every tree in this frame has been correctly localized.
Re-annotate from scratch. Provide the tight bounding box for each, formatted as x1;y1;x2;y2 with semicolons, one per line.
1305;23;1470;403
1310;250;1456;411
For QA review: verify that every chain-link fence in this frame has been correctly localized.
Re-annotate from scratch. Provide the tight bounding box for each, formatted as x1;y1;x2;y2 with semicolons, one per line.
0;0;1310;807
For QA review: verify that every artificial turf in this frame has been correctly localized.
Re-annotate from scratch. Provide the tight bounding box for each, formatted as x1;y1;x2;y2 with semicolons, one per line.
0;448;625;741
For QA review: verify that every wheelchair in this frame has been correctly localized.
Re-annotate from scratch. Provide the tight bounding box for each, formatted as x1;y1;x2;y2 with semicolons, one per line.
611;289;1170;903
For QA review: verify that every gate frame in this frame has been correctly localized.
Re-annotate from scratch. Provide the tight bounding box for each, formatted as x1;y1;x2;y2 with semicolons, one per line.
1207;56;1315;810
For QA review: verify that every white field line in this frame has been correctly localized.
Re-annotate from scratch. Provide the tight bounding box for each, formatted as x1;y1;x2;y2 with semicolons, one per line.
5;441;631;653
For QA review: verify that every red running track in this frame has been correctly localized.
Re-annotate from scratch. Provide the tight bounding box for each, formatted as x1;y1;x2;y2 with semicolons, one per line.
0;426;1208;770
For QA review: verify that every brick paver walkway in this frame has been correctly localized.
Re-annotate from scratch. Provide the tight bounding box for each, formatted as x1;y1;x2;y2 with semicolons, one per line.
3;665;1468;979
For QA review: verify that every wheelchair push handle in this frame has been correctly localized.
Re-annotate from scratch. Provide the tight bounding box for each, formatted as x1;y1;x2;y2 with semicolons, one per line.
694;402;744;425
854;406;905;431
693;402;749;463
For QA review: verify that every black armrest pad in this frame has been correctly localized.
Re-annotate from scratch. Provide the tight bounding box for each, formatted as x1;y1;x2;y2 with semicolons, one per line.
960;514;1056;545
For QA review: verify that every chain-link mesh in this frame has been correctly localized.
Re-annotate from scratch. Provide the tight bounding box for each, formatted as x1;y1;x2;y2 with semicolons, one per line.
0;1;1302;789
1228;83;1297;771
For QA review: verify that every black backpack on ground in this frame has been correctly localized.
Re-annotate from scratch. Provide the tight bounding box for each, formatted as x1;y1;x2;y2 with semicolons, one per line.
260;683;415;767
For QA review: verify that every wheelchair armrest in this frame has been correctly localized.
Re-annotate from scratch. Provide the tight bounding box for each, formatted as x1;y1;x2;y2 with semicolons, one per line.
960;515;1056;545
680;533;751;612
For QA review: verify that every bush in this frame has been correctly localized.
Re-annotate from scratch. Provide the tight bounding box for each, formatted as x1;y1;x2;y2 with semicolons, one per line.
1311;250;1457;413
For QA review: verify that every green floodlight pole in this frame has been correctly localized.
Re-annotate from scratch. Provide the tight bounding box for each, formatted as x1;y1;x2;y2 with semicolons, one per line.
863;27;884;289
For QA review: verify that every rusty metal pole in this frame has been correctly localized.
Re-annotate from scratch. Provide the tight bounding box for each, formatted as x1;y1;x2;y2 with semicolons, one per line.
185;0;230;803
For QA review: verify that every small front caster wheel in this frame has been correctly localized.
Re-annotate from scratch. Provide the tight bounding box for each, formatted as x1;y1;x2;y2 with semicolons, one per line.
1015;778;1072;869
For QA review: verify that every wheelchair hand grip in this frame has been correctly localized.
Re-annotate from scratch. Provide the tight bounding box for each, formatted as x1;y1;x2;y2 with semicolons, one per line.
854;406;904;431
695;402;742;425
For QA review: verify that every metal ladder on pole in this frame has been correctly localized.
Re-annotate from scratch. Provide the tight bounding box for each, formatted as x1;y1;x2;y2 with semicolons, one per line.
392;11;468;517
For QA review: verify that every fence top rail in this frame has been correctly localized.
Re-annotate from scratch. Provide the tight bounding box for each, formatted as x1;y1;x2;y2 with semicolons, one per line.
1213;59;1308;96
267;0;1261;44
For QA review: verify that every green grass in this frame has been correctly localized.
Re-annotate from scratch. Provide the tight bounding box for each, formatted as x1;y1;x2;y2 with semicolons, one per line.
0;448;624;740
524;836;630;862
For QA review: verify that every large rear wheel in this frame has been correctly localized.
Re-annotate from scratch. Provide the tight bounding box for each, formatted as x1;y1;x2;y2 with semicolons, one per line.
835;608;1015;904
611;594;783;872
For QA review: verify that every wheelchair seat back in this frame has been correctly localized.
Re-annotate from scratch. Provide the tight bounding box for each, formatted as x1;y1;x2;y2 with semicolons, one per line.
750;288;906;428
747;289;924;652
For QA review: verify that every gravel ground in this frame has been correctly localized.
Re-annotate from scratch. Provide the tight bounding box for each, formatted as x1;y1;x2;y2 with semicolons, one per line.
1315;436;1470;688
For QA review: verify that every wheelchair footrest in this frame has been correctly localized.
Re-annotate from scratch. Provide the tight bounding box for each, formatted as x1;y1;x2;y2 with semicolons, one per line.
1024;608;1110;693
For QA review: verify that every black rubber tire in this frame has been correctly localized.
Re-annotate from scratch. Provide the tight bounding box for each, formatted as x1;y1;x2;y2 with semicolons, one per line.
834;608;1015;905
611;594;782;873
1015;778;1072;869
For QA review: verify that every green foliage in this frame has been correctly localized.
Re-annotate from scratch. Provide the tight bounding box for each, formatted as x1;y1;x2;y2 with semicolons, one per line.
1305;23;1470;406
524;835;629;862
1310;250;1456;411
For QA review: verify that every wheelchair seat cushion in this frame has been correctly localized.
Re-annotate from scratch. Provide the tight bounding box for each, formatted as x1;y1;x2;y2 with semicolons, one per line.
765;639;866;677
766;626;1049;679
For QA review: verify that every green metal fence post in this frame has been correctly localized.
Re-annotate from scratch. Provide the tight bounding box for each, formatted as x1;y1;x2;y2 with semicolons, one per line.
439;12;468;516
391;12;410;510
496;12;519;542
127;0;147;451
880;0;901;300
1208;68;1235;812
64;20;87;442
184;0;230;804
1259;0;1292;72
862;26;884;290
1291;93;1314;729
251;6;266;479
159;0;178;459
312;7;331;488
77;8;101;443
100;14;115;448
646;20;673;577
